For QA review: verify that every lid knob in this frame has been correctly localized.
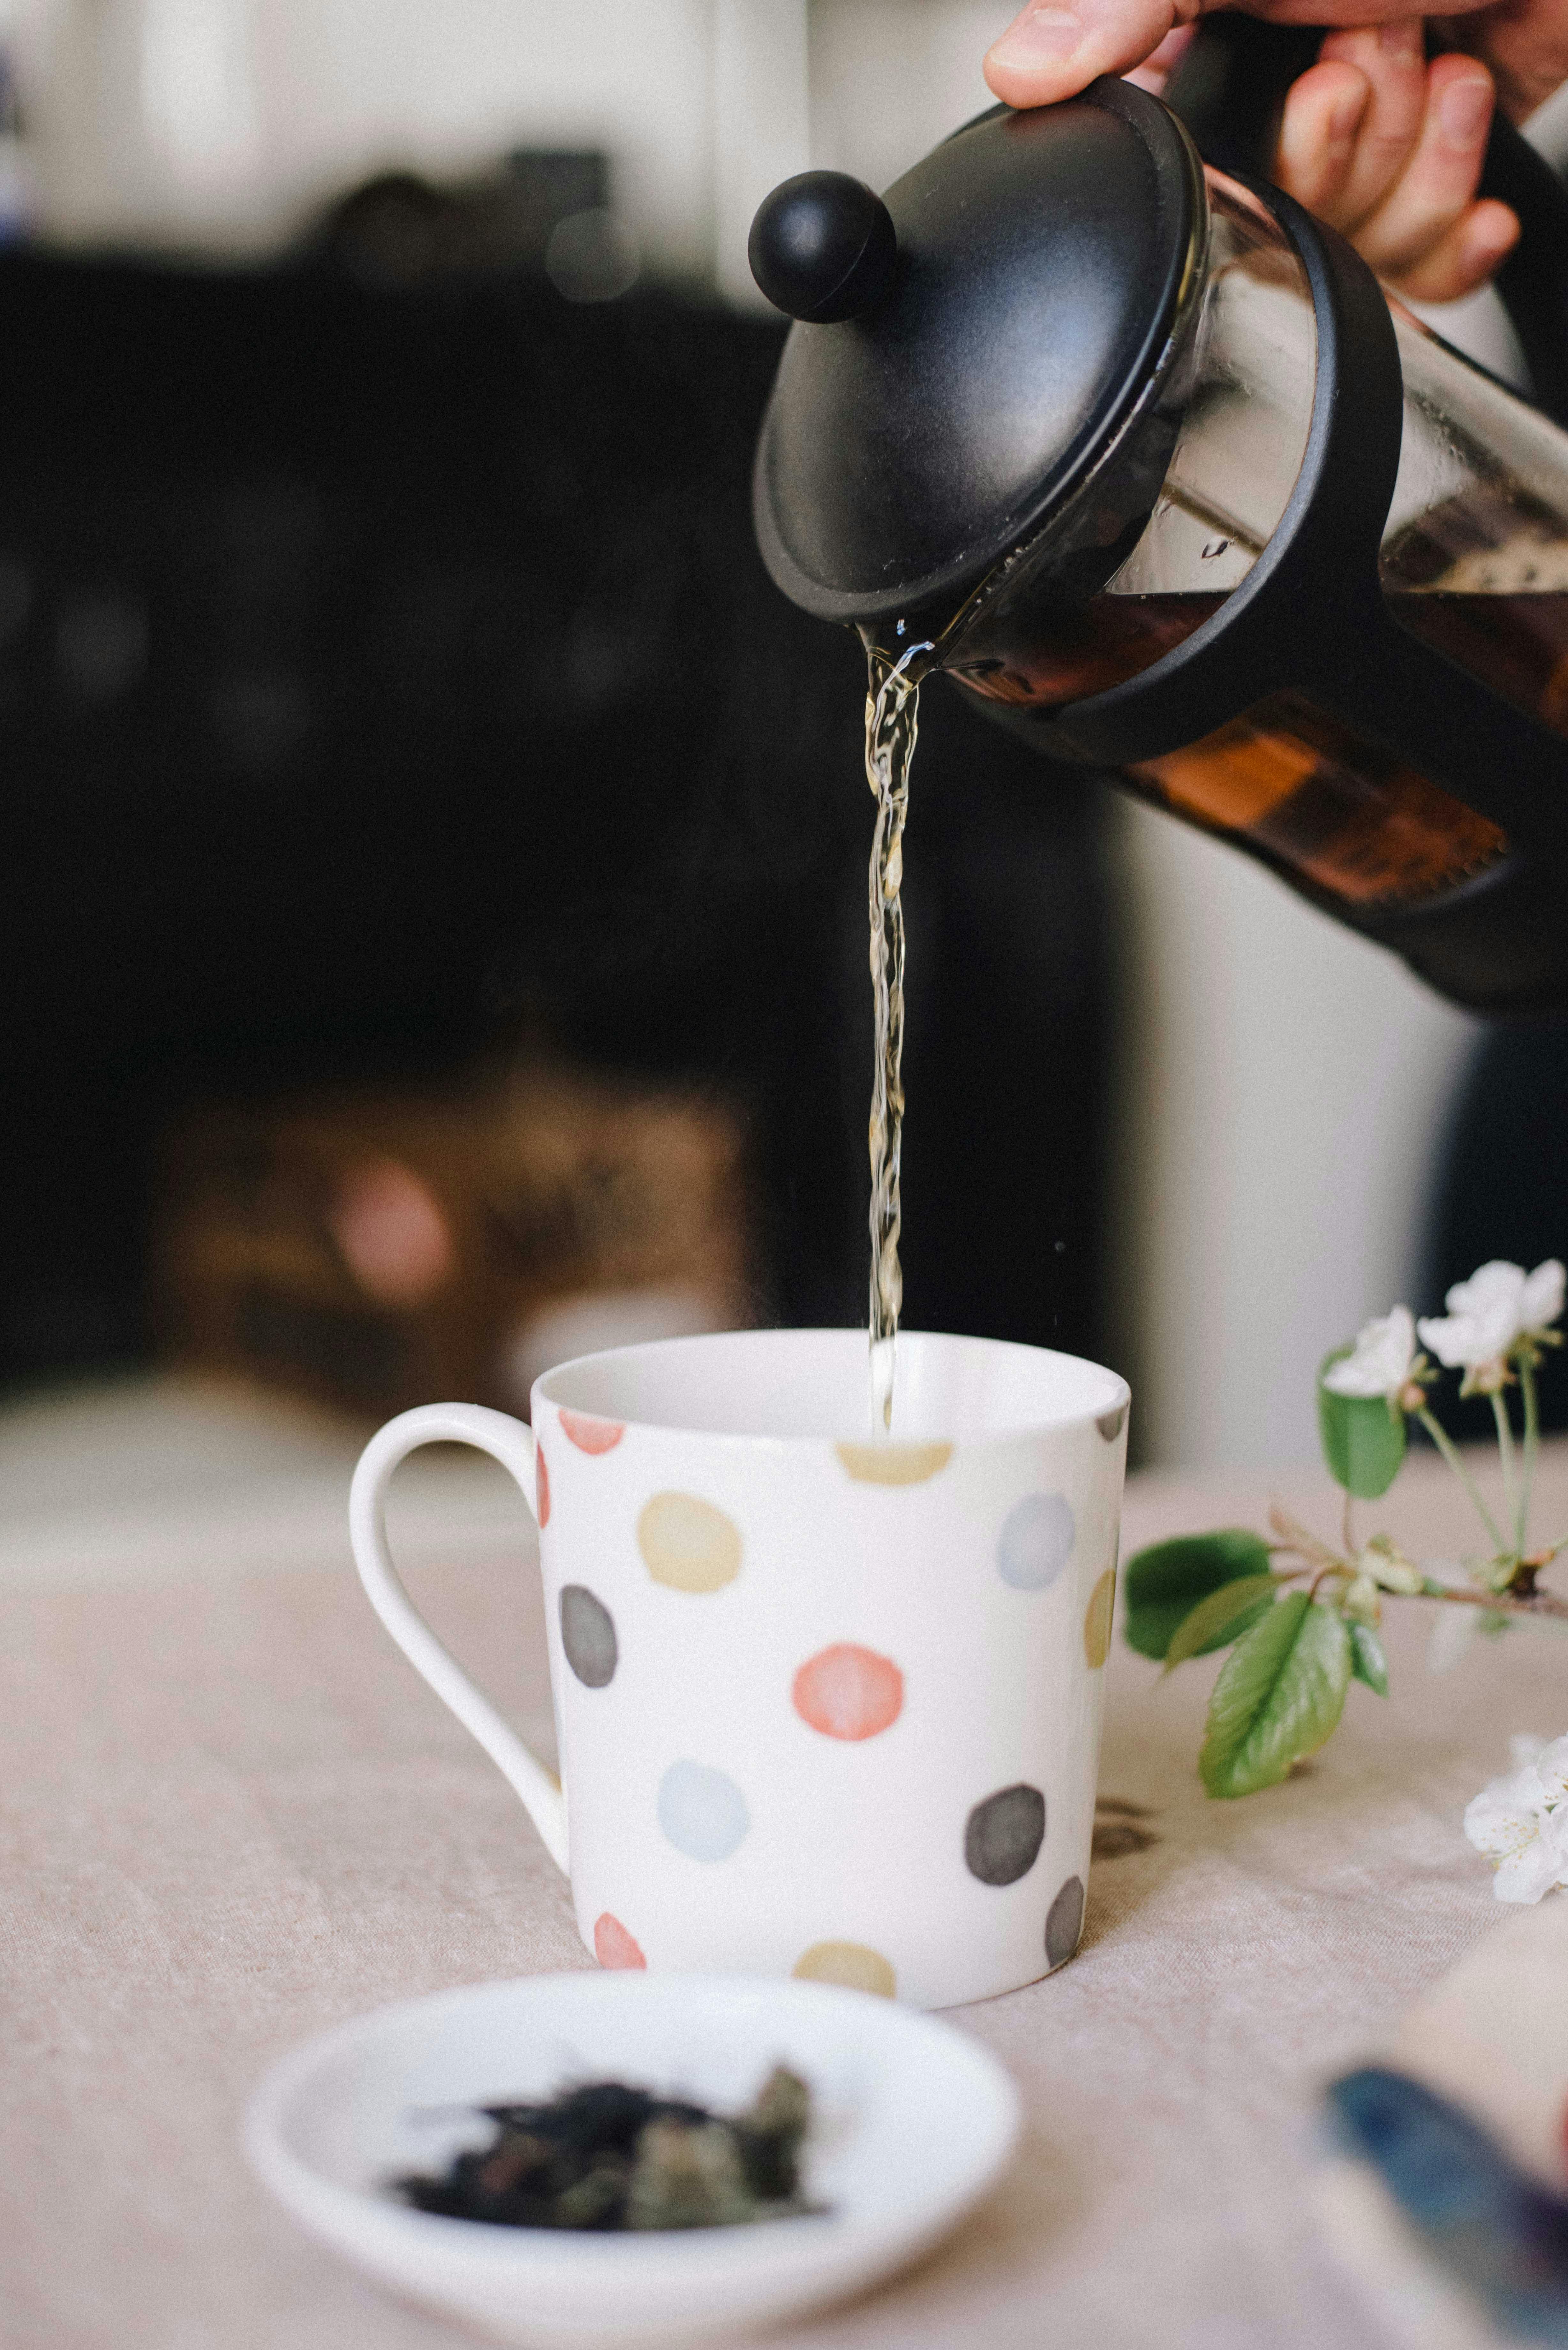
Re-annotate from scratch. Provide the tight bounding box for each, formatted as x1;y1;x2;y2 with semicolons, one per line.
748;171;897;324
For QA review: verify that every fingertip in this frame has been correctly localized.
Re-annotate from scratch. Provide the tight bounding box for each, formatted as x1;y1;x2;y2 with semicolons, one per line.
1464;196;1521;269
1319;19;1423;78
1286;58;1370;143
983;0;1176;109
1427;54;1495;156
983;4;1090;107
1275;60;1369;214
1391;201;1519;304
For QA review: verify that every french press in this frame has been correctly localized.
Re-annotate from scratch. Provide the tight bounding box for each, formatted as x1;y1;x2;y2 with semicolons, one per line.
747;25;1568;1014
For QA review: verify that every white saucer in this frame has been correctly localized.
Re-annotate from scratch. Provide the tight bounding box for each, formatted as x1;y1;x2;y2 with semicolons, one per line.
244;1971;1021;2350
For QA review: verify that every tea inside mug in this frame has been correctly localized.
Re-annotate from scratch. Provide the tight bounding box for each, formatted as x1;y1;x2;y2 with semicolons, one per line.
535;1327;1126;1445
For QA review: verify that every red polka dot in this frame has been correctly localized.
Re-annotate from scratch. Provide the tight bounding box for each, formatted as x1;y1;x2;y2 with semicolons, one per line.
792;1643;904;1741
560;1409;625;1455
535;1444;551;1527
593;1912;646;1969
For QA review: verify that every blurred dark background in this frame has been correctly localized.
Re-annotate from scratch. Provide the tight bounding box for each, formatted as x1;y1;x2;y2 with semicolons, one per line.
0;171;1112;1407
15;8;1555;1462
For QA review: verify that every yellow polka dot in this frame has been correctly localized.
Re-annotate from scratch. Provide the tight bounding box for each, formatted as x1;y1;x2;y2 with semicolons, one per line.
638;1491;742;1593
1084;1567;1116;1669
792;1941;896;1998
834;1441;952;1486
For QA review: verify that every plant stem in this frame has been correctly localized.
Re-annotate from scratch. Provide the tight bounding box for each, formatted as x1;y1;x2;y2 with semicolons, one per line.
1422;1583;1568;1623
1267;1504;1348;1572
1342;1491;1355;1561
1417;1405;1507;1556
1492;1388;1519;1560
1520;1356;1541;1559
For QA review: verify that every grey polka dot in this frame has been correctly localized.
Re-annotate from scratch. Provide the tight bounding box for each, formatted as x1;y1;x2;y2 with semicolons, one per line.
964;1783;1046;1886
657;1759;750;1863
1045;1874;1085;1970
996;1492;1075;1591
559;1584;617;1688
1097;1404;1127;1442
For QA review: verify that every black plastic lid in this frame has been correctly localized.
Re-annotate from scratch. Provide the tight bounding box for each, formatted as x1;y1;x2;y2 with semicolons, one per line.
752;80;1206;630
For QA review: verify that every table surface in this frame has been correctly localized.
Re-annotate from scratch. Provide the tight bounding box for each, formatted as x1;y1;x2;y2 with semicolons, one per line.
5;1375;1556;2350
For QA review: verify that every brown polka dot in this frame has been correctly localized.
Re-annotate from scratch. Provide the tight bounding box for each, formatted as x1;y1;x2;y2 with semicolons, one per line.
792;1941;896;1998
560;1409;625;1455
1084;1568;1116;1668
792;1644;903;1741
559;1585;617;1687
965;1783;1045;1885
834;1441;952;1486
593;1912;646;1969
536;1443;551;1528
638;1492;742;1593
1045;1875;1085;1971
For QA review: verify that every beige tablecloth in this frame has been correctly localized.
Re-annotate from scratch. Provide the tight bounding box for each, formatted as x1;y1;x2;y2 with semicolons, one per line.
4;1380;1561;2349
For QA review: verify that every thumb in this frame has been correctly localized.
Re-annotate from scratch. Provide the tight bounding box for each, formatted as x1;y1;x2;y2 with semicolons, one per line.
984;0;1190;107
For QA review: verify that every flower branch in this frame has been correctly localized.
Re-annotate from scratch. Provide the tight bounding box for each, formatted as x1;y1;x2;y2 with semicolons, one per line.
1123;1258;1566;1805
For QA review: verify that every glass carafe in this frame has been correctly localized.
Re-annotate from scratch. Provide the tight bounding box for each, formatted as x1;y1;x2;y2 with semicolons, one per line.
940;165;1568;913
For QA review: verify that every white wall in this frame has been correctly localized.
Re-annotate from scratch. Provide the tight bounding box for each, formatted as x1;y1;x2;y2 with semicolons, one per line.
19;0;723;269
808;0;997;191
1109;802;1480;1470
14;0;1008;269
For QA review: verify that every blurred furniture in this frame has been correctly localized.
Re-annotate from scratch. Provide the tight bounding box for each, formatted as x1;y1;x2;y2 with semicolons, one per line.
0;241;1110;1395
157;1060;752;1418
0;1370;1548;2346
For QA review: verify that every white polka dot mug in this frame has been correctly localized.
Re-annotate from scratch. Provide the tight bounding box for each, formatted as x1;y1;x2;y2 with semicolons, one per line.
349;1327;1128;2009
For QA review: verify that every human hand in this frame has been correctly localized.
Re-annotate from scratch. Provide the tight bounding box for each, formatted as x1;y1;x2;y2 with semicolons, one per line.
984;0;1566;123
1274;26;1518;300
985;7;1551;301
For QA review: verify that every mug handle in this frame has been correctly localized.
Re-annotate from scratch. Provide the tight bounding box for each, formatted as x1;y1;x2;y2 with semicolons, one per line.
348;1401;569;1875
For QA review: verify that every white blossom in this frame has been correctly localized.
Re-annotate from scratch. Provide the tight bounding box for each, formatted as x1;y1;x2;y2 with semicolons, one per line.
1533;1735;1568;1805
1323;1306;1420;1403
1465;1735;1568;1902
1418;1259;1565;1394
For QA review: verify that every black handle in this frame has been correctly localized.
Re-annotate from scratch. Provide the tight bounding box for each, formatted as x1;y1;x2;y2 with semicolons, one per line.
1162;16;1568;425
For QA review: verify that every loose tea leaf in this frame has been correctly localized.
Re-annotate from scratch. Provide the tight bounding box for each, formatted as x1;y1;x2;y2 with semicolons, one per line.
398;2066;817;2233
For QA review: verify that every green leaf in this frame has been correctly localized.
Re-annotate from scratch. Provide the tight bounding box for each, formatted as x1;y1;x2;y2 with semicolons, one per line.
1200;1593;1352;1798
1317;1348;1406;1500
1123;1530;1275;1660
1348;1622;1388;1696
1164;1575;1280;1672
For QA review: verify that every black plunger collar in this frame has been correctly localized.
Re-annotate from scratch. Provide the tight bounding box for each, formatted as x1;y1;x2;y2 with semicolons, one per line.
751;79;1206;631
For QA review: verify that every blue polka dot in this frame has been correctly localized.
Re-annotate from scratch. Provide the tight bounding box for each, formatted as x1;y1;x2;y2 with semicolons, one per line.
657;1760;750;1862
997;1492;1076;1590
